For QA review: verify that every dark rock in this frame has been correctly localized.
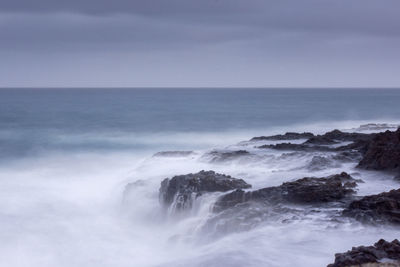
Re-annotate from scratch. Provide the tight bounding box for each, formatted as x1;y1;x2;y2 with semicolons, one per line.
335;139;371;155
327;239;400;267
342;189;400;224
258;143;335;152
214;172;357;212
358;129;400;171
153;151;195;157
322;129;375;142
251;132;314;141
304;136;339;145
159;170;251;211
302;129;375;148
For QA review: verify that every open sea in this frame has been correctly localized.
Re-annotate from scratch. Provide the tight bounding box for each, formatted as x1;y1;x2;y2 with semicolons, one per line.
0;88;399;267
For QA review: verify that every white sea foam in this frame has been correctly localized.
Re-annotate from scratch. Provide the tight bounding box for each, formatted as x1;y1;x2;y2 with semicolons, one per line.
0;121;399;267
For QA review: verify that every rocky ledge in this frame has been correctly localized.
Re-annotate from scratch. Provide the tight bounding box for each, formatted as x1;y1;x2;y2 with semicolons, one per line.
213;172;357;212
343;189;400;225
328;239;400;267
251;132;314;141
258;129;375;154
159;170;251;211
357;128;400;173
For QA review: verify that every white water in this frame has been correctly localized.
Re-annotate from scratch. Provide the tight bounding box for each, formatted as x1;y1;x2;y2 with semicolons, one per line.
0;121;399;267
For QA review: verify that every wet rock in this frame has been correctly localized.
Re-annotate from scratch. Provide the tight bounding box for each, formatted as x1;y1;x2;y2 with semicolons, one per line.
258;143;335;152
307;156;340;171
322;129;374;142
159;170;251;211
153;151;195;157
342;189;400;224
304;136;339;145
327;239;400;267
357;129;400;171
214;172;357;212
251;132;314;141
203;150;254;163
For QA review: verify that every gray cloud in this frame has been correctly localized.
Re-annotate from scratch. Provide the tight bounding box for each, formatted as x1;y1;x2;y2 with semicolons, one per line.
0;0;399;87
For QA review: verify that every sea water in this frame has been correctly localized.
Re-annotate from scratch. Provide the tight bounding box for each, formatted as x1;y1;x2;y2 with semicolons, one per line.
0;88;399;267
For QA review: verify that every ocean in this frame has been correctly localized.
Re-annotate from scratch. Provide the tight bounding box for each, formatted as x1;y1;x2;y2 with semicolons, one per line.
0;88;399;267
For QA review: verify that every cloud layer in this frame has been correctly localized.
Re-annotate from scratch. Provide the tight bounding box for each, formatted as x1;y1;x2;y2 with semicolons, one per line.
1;0;399;87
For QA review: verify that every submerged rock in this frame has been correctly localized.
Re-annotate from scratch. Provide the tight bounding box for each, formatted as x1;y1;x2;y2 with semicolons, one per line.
342;189;400;224
250;132;314;141
214;172;357;212
159;170;251;211
328;239;400;267
358;128;400;172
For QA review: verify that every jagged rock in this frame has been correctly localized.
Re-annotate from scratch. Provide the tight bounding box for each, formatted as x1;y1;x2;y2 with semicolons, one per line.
153;151;195;157
322;129;374;142
251;132;314;141
304;136;339;145
258;143;335;152
358;129;400;171
327;239;400;267
214;172;357;212
159;170;251;211
303;130;374;147
342;189;400;224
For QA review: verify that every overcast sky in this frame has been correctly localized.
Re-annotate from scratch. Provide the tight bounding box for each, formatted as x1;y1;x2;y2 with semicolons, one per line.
1;0;399;87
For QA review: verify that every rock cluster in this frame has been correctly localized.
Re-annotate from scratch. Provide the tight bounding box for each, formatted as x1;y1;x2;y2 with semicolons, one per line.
358;128;400;172
159;170;251;211
343;189;400;225
213;172;357;212
328;239;400;267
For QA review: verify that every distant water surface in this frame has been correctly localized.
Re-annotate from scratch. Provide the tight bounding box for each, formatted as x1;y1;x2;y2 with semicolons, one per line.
0;88;399;159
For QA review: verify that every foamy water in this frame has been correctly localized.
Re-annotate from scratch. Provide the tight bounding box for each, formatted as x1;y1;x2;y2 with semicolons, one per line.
1;88;400;266
0;121;399;267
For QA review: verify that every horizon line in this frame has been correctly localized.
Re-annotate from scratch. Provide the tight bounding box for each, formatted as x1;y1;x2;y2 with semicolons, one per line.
1;86;400;90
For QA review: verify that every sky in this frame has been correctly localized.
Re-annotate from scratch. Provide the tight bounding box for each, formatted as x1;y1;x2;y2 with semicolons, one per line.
0;0;399;88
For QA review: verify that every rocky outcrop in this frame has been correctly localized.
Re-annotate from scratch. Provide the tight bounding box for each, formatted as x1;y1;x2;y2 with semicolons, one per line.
214;172;357;212
328;239;400;267
258;143;335;152
304;136;339;145
342;189;400;224
251;132;314;141
258;129;375;155
159;170;251;211
322;129;374;142
357;129;400;172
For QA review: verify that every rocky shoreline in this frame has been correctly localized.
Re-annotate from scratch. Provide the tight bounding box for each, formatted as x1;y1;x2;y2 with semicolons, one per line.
126;125;400;266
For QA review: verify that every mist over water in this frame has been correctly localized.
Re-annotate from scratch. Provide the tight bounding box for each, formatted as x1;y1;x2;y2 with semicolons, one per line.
0;88;400;267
